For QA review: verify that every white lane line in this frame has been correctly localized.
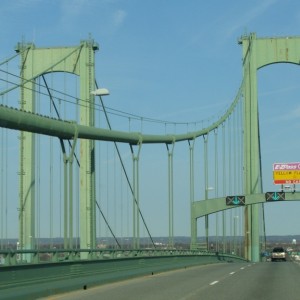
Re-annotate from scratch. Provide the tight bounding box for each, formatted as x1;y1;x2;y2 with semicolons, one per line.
229;272;235;275
210;281;219;285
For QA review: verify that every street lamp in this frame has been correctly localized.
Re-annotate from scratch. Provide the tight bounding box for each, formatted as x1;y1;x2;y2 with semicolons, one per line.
91;88;110;96
91;87;111;128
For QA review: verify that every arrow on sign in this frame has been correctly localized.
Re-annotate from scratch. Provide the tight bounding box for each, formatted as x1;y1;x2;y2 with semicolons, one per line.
265;192;285;201
232;196;240;205
226;196;246;206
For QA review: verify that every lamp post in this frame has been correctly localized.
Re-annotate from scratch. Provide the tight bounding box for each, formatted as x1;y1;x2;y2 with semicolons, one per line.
91;88;111;125
88;87;110;251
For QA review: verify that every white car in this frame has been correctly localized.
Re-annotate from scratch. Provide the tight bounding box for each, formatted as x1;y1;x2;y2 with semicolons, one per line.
271;247;286;262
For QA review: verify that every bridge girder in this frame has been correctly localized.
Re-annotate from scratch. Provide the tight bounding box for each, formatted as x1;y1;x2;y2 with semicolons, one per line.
192;192;300;219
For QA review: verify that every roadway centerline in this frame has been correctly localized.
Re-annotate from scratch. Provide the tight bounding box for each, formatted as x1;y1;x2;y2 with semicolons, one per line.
209;264;252;288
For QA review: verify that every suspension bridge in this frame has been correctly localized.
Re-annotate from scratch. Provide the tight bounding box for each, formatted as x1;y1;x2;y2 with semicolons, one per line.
0;33;300;282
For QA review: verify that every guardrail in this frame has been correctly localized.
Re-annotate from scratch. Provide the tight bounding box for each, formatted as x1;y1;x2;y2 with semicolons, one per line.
0;248;236;266
0;249;247;299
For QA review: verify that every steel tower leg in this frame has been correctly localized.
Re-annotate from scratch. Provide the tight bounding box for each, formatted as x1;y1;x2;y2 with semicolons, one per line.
16;39;99;259
79;40;98;256
18;43;36;262
240;33;261;262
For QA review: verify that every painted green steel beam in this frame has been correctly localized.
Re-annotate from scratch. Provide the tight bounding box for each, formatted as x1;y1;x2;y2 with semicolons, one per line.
0;98;240;144
1;43;84;97
18;43;36;260
241;33;261;263
239;35;300;69
192;192;300;218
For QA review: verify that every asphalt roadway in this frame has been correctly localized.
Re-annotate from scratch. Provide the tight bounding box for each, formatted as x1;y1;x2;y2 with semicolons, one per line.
42;261;300;300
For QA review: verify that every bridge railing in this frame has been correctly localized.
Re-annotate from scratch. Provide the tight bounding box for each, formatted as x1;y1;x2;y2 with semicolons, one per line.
0;248;241;266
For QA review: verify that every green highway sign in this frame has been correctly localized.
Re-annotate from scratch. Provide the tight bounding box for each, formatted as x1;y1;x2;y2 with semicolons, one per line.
226;196;245;206
265;192;285;201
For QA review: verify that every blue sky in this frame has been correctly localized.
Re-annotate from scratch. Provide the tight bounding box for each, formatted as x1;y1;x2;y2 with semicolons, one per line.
1;0;300;240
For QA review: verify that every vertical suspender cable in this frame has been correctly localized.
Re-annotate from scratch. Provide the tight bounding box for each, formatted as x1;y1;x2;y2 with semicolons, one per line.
131;145;136;248
114;146;117;247
233;109;237;255
238;97;244;255
222;123;226;253
233;108;237;194
214;130;219;252
49;80;54;248
4;112;7;248
59;92;62;242
234;107;240;255
106;143;109;239
257;103;266;252
166;143;174;248
228;116;233;253
136;145;140;248
120;159;124;246
4;64;8;247
0;95;3;249
188;139;195;249
131;143;142;249
97;99;101;245
0;64;8;249
0;90;3;248
203;135;209;250
75;78;80;248
36;78;41;249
